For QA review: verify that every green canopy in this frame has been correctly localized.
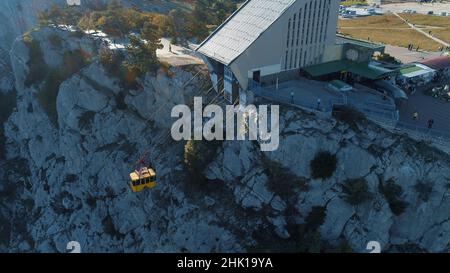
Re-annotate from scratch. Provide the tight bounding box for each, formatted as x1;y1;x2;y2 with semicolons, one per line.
303;60;393;80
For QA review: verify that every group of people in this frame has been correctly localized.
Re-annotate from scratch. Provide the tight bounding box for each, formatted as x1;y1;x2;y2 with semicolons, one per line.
407;44;419;52
412;111;435;130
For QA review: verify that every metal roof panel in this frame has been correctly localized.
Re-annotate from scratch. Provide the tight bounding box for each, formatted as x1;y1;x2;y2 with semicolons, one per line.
197;0;297;65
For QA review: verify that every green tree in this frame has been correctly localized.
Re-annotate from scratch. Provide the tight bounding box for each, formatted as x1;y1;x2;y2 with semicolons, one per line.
305;206;327;230
310;151;338;180
187;0;210;40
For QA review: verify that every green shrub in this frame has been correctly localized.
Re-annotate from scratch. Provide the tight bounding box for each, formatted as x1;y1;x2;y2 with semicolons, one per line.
0;90;17;159
37;49;90;127
0;213;11;248
37;70;63;127
263;157;309;200
184;140;221;186
342;178;373;205
305;206;327;230
115;91;128;110
375;53;400;64
99;49;124;78
78;111;96;130
379;179;408;216
24;38;49;87
414;181;433;202
333;105;366;131
48;34;62;48
310;151;337;180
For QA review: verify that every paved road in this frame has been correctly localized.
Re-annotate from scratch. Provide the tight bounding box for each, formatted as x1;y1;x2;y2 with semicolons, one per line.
398;84;450;134
393;12;450;47
384;44;442;63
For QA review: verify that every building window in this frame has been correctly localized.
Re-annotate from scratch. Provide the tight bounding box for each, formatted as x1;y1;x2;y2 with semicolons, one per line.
292;14;296;47
316;0;323;44
294;49;298;69
304;50;307;67
306;2;311;45
285;50;288;70
289;50;293;70
287;19;291;48
298;50;302;67
310;0;317;45
323;2;331;42
297;9;302;46
225;67;232;78
302;5;306;45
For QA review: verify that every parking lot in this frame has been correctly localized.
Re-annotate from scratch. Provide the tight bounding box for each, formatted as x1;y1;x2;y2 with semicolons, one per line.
379;3;450;15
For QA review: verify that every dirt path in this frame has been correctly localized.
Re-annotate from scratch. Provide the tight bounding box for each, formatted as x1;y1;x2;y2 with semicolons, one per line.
393;12;450;47
156;38;204;67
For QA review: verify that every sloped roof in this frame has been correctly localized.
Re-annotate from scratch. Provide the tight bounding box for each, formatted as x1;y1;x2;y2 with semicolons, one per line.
419;56;450;71
196;0;296;65
336;34;385;52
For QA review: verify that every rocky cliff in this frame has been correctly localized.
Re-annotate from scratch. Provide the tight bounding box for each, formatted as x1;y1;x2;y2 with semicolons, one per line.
0;0;68;92
0;11;449;253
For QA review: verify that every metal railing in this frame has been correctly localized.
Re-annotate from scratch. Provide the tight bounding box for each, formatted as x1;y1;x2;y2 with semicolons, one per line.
251;81;450;143
251;84;336;114
395;122;450;141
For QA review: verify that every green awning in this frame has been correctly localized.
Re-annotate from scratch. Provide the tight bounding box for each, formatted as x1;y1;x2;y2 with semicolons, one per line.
399;65;422;75
303;60;393;80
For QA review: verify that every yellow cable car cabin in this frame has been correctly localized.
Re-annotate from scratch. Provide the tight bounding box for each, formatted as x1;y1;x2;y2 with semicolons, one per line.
129;167;157;193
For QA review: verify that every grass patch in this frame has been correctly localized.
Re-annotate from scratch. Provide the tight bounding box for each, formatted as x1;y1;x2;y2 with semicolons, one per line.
432;29;450;45
340;0;367;7
338;14;447;51
402;14;450;28
339;14;407;29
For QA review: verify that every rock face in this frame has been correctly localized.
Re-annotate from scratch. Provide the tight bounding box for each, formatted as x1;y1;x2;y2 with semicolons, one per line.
1;22;450;253
206;110;450;253
0;0;67;91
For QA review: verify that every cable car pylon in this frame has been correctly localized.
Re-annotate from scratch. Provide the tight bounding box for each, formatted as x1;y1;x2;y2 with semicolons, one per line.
128;71;223;193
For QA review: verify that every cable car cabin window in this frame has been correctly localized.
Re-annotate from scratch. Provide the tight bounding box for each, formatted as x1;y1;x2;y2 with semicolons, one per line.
132;180;139;186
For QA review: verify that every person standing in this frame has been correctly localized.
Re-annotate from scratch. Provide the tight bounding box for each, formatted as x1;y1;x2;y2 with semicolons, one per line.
317;98;322;110
290;92;294;104
427;119;434;130
413;111;419;121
